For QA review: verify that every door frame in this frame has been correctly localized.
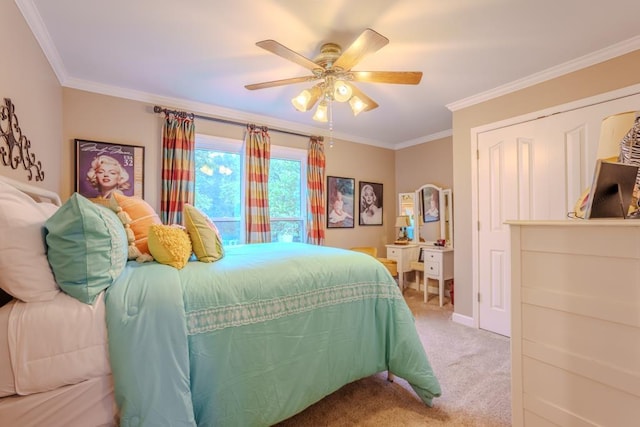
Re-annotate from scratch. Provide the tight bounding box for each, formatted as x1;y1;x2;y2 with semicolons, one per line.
470;82;640;332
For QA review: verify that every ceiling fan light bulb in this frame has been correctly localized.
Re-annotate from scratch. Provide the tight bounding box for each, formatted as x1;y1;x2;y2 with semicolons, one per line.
313;102;328;122
292;89;313;111
349;96;367;116
333;80;353;103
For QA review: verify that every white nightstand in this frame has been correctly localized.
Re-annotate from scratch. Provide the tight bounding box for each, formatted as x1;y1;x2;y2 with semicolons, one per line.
385;244;418;290
419;246;454;306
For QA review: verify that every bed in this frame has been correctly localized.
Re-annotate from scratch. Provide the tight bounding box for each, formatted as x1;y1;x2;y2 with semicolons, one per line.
0;174;441;426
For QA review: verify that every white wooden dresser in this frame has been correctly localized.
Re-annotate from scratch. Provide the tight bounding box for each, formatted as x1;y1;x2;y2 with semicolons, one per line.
385;244;418;290
508;220;640;426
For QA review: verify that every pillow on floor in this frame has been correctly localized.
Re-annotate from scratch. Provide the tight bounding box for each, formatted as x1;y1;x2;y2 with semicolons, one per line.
0;180;60;302
183;204;224;262
45;193;128;304
111;193;161;258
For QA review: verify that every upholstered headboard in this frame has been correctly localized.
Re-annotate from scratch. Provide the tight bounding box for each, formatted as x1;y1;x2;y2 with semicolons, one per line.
0;175;61;206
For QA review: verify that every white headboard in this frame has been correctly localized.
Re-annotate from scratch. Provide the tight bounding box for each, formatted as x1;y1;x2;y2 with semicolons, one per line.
0;175;61;206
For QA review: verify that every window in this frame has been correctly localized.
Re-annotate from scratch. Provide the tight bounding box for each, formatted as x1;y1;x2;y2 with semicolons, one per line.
194;134;306;244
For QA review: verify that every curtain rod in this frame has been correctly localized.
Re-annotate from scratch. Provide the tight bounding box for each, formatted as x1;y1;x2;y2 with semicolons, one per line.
153;106;322;140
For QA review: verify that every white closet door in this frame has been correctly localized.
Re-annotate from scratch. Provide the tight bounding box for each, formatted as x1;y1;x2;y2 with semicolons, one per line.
478;124;533;337
476;93;640;337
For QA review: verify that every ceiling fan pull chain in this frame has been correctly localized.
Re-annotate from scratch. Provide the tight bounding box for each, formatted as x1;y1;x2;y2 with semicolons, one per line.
328;101;334;148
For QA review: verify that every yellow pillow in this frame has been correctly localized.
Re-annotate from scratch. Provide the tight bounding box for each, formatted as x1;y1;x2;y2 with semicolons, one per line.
112;193;161;257
147;224;192;269
183;204;224;262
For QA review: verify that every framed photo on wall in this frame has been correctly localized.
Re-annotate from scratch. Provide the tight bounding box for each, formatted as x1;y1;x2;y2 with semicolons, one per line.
326;176;355;228
359;181;383;226
75;139;145;199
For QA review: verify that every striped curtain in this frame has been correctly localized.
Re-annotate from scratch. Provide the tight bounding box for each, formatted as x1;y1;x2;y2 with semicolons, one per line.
161;112;195;224
244;124;271;243
306;136;326;245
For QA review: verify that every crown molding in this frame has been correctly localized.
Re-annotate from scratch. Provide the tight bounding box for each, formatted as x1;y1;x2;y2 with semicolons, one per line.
15;0;67;84
394;129;453;150
63;77;395;149
447;35;640;112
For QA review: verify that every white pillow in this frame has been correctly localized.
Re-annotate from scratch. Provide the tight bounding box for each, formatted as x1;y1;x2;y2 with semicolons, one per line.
0;181;60;302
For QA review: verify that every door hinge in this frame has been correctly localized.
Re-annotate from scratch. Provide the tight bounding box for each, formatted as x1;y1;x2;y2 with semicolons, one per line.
477;221;480;231
477;292;481;303
476;149;479;160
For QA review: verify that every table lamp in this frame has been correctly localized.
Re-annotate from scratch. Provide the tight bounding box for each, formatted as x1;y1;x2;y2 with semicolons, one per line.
395;215;411;243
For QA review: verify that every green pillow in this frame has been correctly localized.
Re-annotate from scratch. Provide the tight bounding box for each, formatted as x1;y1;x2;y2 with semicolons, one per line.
45;193;128;304
183;204;224;262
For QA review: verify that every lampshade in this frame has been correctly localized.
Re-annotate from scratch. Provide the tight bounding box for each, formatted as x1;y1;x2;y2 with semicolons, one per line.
333;80;353;103
291;85;322;112
312;101;328;122
395;215;411;227
349;95;368;116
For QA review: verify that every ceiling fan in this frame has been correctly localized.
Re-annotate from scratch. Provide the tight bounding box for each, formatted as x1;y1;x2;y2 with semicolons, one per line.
245;28;422;121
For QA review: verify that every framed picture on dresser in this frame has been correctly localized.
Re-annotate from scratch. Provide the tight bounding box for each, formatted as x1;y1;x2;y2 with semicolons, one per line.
75;139;145;200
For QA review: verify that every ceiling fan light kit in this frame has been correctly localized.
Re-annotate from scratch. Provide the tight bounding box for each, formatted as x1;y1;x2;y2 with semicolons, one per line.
291;85;322;112
312;101;328;122
246;28;422;138
349;95;367;116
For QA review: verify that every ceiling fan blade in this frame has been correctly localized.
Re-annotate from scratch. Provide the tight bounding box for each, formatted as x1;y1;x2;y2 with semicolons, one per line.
245;76;317;90
333;28;389;71
348;83;378;112
351;71;422;85
255;40;321;71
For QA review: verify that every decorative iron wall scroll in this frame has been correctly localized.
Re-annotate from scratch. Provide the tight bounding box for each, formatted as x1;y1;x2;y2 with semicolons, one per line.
0;98;44;181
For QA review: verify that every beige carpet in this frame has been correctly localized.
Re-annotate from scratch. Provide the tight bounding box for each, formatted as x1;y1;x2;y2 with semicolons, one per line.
275;289;511;426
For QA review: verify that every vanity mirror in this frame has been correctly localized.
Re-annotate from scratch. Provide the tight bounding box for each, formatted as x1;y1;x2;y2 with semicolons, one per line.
398;192;415;241
414;184;453;247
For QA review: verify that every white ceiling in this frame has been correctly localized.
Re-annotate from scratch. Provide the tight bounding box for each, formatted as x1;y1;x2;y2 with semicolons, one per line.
18;0;640;149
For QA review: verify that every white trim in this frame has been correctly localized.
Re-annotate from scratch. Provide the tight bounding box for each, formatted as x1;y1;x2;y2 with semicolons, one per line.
451;312;474;328
15;0;67;84
196;134;242;152
470;82;640;334
447;36;640;112
394;129;453;150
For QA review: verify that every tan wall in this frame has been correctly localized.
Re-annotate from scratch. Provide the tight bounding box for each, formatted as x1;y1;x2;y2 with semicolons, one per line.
62;89;396;254
0;1;62;191
395;136;453;207
452;49;640;318
326;140;396;253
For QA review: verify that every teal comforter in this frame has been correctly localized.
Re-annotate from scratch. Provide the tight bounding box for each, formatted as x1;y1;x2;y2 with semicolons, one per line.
106;243;441;426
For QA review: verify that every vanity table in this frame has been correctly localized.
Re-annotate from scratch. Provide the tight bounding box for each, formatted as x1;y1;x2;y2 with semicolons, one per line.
398;184;454;305
385;243;418;290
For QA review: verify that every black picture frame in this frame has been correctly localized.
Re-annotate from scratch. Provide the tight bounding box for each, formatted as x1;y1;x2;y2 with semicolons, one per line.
359;181;383;226
418;247;425;262
326;176;355;228
75;139;145;199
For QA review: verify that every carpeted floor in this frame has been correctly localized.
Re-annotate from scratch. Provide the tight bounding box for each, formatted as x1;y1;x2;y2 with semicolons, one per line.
275;288;511;426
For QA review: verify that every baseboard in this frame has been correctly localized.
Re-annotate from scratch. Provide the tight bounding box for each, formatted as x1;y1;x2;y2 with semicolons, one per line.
452;312;474;328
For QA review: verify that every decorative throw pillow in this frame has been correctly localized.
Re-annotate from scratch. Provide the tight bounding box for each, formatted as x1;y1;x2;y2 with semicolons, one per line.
111;192;161;258
0;180;60;302
183;204;224;262
45;193;128;304
147;224;192;269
